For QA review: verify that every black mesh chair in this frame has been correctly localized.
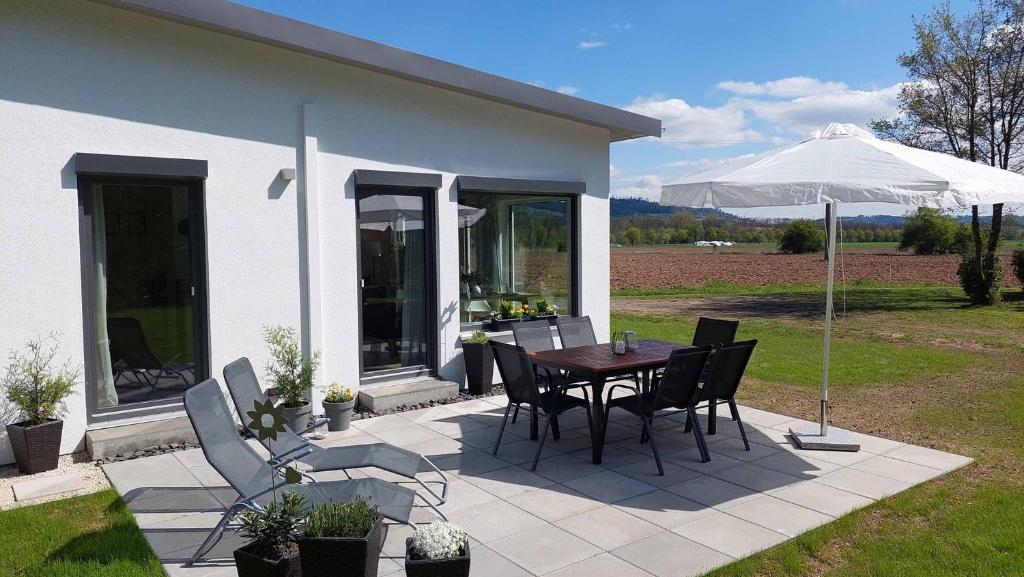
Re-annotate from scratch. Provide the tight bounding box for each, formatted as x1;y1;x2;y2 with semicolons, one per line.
692;317;740;347
556;315;640;386
490;341;593;471
108;317;194;391
603;346;714;473
510;320;586;435
685;340;758;455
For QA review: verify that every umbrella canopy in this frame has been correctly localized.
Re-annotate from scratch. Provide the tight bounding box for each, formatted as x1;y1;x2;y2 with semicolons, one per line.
661;123;1024;209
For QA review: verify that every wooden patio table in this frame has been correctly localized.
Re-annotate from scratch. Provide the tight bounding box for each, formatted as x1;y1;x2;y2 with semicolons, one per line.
529;339;691;464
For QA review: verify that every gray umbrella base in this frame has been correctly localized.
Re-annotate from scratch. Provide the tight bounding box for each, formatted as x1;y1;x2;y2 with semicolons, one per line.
789;424;861;452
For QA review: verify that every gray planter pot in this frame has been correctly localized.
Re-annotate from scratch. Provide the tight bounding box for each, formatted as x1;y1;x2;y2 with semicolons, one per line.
6;419;63;475
322;399;355;432
281;403;312;433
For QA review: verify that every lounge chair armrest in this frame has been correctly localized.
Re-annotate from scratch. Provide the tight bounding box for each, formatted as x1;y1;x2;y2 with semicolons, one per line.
269;446;314;467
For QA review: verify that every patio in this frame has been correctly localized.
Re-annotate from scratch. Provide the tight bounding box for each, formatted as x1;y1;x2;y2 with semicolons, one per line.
104;393;971;577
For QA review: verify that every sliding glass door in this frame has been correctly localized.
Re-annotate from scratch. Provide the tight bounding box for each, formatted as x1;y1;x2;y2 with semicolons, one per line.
357;189;435;378
81;178;207;414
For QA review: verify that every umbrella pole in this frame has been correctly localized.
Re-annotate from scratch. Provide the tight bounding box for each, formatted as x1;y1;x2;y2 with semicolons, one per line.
789;201;859;451
820;201;838;436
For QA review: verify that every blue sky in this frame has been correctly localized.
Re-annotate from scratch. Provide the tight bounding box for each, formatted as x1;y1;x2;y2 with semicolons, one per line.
238;0;977;218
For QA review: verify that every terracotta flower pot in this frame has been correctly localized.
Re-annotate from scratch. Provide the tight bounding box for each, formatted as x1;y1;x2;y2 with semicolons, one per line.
6;419;62;475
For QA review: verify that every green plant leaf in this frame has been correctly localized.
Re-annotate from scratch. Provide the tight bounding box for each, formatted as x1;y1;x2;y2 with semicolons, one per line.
283;466;301;485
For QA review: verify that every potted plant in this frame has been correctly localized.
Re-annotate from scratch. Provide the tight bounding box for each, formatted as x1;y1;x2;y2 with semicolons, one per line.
489;300;524;331
264;325;321;432
235;398;307;577
3;334;78;474
298;497;383;577
461;331;493;395
405;521;470;577
533;299;559;321
321;383;355;432
236;491;306;577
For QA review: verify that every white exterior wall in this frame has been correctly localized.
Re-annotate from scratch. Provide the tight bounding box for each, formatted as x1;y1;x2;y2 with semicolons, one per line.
0;0;611;464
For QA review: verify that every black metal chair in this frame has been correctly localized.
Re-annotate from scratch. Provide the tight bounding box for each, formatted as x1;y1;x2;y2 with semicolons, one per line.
108;317;194;392
603;346;715;473
510;320;586;435
557;315;640;386
692;317;740;347
490;341;594;471
685;340;758;454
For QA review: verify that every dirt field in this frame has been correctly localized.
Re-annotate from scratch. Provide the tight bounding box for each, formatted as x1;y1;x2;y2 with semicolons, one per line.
611;244;1020;291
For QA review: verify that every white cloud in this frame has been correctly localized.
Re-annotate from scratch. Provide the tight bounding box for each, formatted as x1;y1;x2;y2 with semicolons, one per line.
578;40;608;50
610;22;633;32
716;77;848;98
612;174;663;201
742;84;902;135
609;164;622;177
625;95;763;147
556;85;580;96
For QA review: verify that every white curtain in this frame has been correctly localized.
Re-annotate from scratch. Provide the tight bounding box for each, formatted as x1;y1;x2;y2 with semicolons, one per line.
93;190;118;408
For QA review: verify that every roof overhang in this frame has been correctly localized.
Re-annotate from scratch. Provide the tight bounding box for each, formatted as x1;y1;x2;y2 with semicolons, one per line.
87;0;662;142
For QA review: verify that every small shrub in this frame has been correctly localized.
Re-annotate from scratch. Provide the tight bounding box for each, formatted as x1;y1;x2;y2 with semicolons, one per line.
1013;248;1024;289
323;383;354;403
305;497;380;539
263;325;320;407
958;252;1003;305
778;220;825;254
465;331;489;345
239;491;306;560
409;521;468;560
3;334;78;425
899;207;962;254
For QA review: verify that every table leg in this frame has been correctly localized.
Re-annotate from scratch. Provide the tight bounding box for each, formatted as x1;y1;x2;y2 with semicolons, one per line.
708;402;717;436
530;409;539;441
590;379;606;464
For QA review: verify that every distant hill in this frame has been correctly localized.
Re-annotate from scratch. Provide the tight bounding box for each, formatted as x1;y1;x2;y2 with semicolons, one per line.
610;197;908;225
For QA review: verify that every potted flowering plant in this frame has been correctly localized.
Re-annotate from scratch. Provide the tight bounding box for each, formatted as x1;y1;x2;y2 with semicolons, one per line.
321;383;355;432
461;331;493;395
298;497;383;577
235;399;306;577
533;299;559;319
405;521;470;577
264;325;320;432
3;334;78;474
489;300;524;330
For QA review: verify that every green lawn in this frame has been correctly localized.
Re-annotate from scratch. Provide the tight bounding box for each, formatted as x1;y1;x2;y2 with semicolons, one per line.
613;285;1024;576
0;489;162;577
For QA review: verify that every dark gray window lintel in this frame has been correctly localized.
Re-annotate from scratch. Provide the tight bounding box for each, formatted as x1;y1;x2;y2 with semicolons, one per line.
354;169;442;189
74;153;208;179
456;176;585;196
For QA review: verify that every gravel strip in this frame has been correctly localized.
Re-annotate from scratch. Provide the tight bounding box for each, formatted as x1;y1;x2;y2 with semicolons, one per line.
0;452;109;511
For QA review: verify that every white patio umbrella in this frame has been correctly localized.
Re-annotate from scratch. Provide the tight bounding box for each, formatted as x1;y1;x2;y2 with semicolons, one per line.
661;122;1024;450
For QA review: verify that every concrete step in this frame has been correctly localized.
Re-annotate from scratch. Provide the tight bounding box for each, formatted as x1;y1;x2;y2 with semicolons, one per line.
85;416;197;459
358;378;459;413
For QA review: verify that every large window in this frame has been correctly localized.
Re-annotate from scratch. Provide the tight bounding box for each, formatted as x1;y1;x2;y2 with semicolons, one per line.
458;191;576;326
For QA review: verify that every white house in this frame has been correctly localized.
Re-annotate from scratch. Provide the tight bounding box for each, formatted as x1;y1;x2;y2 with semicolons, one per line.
0;0;660;464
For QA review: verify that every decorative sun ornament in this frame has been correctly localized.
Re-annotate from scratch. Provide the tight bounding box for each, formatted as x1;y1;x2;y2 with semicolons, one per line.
246;398;287;442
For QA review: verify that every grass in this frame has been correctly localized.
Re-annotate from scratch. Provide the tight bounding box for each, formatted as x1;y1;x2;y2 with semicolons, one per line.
0;489;162;577
612;283;1024;576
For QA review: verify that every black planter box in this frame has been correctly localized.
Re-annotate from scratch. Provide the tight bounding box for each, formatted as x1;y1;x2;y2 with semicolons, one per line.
6;419;62;475
234;542;302;577
462;342;494;395
405;538;470;577
487;314;557;332
298;517;385;577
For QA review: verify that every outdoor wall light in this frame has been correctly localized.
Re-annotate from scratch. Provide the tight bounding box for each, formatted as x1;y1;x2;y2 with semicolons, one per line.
279;168;296;181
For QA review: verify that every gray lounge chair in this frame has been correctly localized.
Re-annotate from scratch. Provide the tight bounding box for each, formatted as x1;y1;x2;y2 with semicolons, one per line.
183;378;419;565
223;357;448;506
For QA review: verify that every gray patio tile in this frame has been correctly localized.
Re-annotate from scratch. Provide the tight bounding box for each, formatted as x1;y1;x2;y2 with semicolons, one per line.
882;444;972;471
317;431;383;448
435;478;499;515
664;475;759;510
532;452;597;483
732;406;794;428
726;494;834;537
563;470;657;504
546;429;595;453
665;451;745;473
672;510;788;557
849;455;945;484
448;499;546;543
751;451;842;478
103;453;199;493
489;524;602;576
846;431;905;454
792;446;873;467
555;505;663;550
372;424;451;449
769;481;875;517
172;448;212;468
612;457;703;488
351;414;413;433
382;522;416;558
420;414;492;438
469;544;533;577
613;489;715;529
481;393;510;407
705;437;782;462
402;435;467;461
461;465;555;498
813;467;915;499
506;485;604;522
447;398;501;416
430;446;510;476
709;462;804;493
400;405;462;423
566;444;647;468
546;552;655;577
163;563;239;577
377;556;403;576
601;422;642;443
11;472;84;501
612;531;733;577
456;426;522;450
493;438;567;465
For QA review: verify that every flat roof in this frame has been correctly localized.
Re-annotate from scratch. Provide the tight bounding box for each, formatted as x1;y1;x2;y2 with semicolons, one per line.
88;0;662;142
